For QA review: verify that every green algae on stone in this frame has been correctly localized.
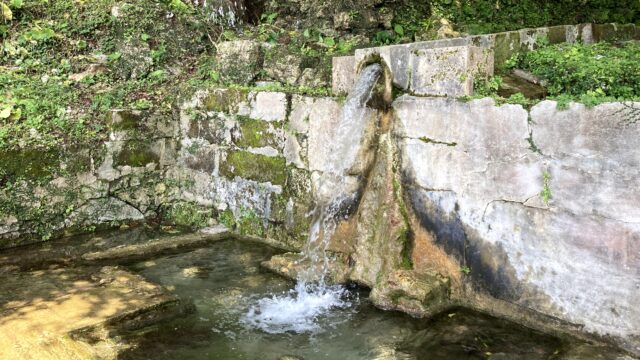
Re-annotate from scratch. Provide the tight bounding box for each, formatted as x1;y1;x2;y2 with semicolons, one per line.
220;151;286;185
203;88;249;113
106;110;144;131
492;31;521;70
115;140;160;167
0;149;60;185
164;202;211;228
235;116;280;149
236;207;265;237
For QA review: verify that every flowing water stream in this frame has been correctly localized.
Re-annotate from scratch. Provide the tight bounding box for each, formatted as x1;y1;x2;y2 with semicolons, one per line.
243;64;384;335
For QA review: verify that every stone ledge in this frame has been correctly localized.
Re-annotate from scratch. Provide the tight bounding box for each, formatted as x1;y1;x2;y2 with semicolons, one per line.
81;226;230;262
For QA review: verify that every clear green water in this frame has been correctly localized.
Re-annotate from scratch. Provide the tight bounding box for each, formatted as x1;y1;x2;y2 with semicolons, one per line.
119;239;566;360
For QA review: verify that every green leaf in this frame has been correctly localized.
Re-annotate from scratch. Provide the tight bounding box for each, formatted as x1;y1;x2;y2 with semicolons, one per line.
323;37;335;47
0;106;12;119
140;33;151;41
149;69;166;79
107;52;121;61
208;71;220;82
303;29;310;38
9;0;22;8
394;24;404;37
8;107;20;121
1;3;12;21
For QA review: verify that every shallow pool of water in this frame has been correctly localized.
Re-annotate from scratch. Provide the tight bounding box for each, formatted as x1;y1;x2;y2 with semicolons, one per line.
119;239;567;360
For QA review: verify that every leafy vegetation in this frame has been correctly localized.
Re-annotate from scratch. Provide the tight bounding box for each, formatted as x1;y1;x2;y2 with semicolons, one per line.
0;0;214;152
165;202;211;228
513;41;640;101
472;41;640;108
429;0;639;35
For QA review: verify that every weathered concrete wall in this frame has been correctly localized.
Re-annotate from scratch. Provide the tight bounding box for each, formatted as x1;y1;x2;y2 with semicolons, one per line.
394;96;640;352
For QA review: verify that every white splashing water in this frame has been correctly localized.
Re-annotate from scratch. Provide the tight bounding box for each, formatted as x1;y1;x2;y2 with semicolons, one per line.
243;282;351;334
244;64;383;334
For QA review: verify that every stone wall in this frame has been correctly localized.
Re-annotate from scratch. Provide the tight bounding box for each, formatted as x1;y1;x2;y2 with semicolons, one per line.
394;97;640;353
169;88;347;250
0;110;178;248
0;88;345;252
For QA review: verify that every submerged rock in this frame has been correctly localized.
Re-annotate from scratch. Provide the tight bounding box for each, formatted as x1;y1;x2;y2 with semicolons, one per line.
81;231;229;262
261;252;350;284
0;265;188;359
370;270;451;318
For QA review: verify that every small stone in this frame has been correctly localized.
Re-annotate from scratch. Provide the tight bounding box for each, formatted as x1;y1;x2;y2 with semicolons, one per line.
333;11;353;30
264;48;303;85
216;40;263;85
298;68;329;89
436;18;461;39
111;5;120;17
115;40;153;80
69;64;108;82
182;267;203;277
154;183;167;194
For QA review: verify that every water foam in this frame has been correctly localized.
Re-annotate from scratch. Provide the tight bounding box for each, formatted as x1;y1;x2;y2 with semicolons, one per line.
244;282;351;334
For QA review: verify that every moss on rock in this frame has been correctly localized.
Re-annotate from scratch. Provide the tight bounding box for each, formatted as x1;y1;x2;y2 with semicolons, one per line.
203;88;249;113
164;202;212;228
106;110;144;132
219;151;286;185
115;141;160;167
234;116;280;148
0;149;60;185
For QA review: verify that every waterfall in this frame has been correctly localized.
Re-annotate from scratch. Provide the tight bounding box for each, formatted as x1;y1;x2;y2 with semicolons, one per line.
244;64;383;334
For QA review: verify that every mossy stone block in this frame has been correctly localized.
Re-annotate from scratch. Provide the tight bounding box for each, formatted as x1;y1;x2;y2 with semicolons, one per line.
592;23;637;42
235;116;279;148
203;88;248;113
220;151;286;185
546;25;567;44
0;149;60;184
115;140;160;167
493;31;520;69
106;110;143;131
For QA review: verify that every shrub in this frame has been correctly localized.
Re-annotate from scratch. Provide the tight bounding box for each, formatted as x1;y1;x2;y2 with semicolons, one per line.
516;42;640;99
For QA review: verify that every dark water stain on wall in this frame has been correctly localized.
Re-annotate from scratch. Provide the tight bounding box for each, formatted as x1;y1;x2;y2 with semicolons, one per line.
404;181;524;302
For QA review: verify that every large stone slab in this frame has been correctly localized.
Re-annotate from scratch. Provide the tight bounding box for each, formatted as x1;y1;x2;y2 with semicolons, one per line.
237;91;288;122
81;227;229;262
410;46;493;97
215;40;263;84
